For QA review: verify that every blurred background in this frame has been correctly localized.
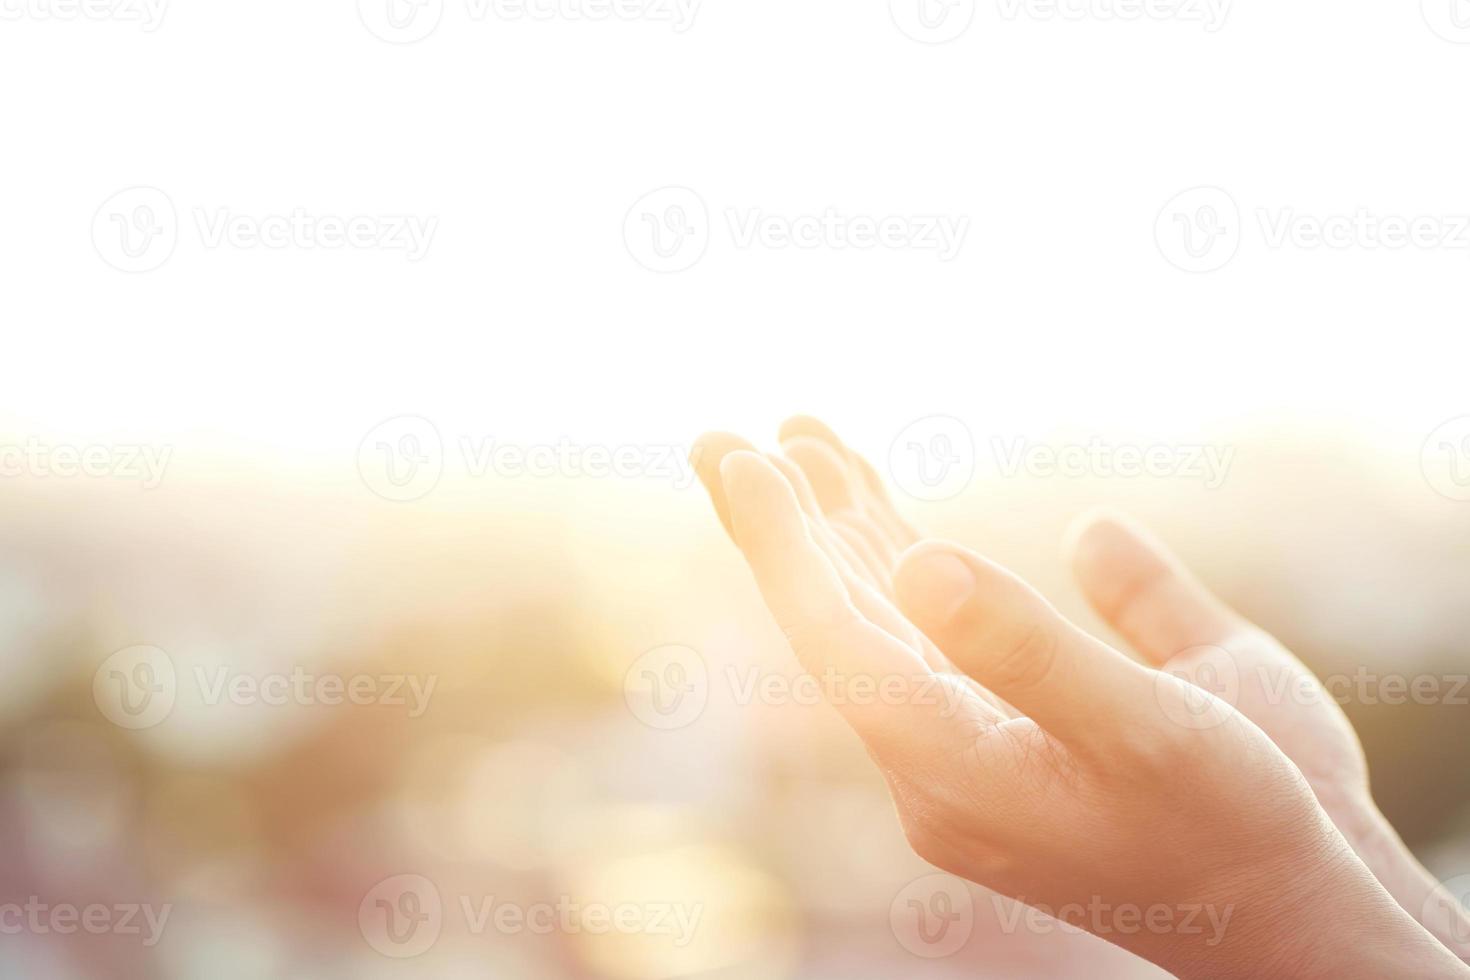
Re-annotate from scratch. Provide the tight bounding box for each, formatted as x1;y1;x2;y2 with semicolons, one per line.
4;0;1470;975
1;415;1468;978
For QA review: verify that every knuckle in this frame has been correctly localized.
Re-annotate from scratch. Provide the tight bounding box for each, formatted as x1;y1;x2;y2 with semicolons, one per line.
985;621;1058;692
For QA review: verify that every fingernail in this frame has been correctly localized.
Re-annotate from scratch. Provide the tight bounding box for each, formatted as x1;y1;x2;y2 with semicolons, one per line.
896;548;975;626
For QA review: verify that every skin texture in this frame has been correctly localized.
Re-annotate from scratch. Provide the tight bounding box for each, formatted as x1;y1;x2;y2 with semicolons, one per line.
692;416;1470;980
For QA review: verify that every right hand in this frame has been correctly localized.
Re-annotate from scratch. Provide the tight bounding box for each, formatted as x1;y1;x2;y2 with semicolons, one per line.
693;418;1470;979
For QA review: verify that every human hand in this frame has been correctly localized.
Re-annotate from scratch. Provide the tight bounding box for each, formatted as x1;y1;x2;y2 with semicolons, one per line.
1069;512;1470;960
692;418;1469;979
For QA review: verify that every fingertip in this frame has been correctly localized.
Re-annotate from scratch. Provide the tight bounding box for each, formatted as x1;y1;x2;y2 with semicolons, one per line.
1065;509;1149;573
778;414;845;453
780;436;856;513
893;541;979;631
692;432;758;537
692;432;755;477
717;447;769;495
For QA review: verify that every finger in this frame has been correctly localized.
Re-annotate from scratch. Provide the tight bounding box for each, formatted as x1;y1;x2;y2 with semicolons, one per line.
720;452;941;745
691;431;759;540
783;437;899;570
765;453;880;587
780;435;857;513
767;451;958;670
829;519;893;588
848;452;921;549
777;414;846;453
893;540;1157;748
779;415;919;551
1067;512;1245;664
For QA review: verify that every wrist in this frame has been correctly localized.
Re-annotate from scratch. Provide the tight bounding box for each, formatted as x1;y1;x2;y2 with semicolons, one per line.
1147;822;1470;979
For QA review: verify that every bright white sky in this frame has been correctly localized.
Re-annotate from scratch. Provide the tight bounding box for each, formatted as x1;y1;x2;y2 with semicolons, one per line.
2;1;1467;461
